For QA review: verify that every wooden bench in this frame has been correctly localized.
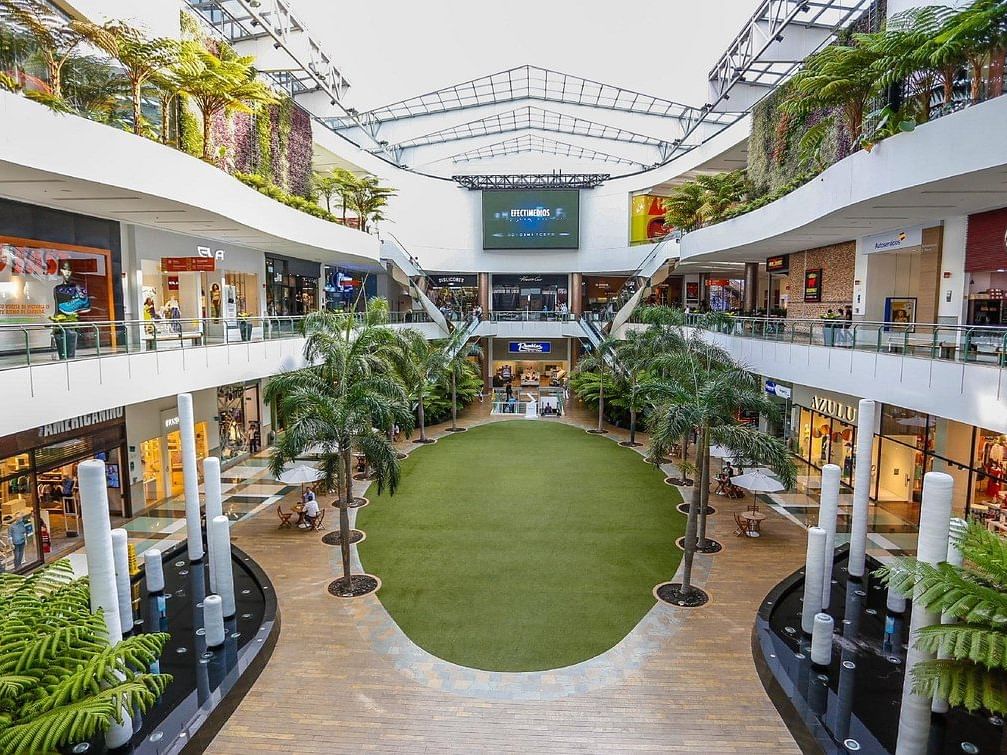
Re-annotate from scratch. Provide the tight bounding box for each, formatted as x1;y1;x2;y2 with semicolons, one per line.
145;330;204;350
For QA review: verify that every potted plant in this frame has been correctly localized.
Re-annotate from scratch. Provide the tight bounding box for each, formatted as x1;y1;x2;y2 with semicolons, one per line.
820;310;842;346
49;312;79;359
237;311;252;341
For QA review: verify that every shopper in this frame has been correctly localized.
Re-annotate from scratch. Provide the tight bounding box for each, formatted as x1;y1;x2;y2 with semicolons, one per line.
303;493;320;529
8;516;27;570
249;422;261;454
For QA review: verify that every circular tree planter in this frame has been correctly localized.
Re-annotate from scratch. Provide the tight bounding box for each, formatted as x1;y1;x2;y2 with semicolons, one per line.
586;429;608;435
665;477;693;487
412;437;438;445
445;427;468;433
327;574;380;598
619;441;644;447
395;452;409;460
331;496;369;509
654;581;709;608
677;502;715;516
676;536;723;554
322;530;365;546
647;457;673;465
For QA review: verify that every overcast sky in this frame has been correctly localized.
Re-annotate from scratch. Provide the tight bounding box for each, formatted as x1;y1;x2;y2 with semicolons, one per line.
293;0;759;112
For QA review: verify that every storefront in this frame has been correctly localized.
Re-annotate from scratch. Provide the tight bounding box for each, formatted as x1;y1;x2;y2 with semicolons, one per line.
265;254;320;316
706;278;745;312
0;198;124;355
489;338;570;388
1;408;128;572
429;274;478;318
790;386;861;485
582;276;627;314
491;274;568;313
965;207;1007;325
126;391;220;514
762;379;793;440
217;382;262;462
858;225;943;324
323;266;377;312
132;227;263;333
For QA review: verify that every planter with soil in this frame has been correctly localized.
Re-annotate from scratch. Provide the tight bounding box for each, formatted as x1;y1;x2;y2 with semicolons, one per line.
327;574;380;598
412;437;438;444
665;476;693;486
677;502;715;515
653;581;709;608
332;496;369;509
322;529;365;546
676;536;723;554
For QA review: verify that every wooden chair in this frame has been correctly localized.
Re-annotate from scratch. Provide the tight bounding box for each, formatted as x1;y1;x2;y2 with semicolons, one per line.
309;508;326;531
733;512;750;537
277;504;293;528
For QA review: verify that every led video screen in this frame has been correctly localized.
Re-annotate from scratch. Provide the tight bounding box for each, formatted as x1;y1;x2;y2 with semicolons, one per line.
482;190;580;249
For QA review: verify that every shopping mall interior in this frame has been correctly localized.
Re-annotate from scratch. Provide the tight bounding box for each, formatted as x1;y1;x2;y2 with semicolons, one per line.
2;0;1007;752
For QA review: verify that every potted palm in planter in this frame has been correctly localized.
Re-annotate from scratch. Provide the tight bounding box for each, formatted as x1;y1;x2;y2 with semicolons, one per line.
820;310;842;347
49;312;79;359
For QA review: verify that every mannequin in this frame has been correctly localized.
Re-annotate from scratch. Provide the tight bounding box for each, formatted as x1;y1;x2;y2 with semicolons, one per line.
53;262;91;315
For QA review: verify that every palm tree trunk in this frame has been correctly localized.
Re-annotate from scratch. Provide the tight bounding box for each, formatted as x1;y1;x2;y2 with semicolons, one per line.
201;107;213;161
989;47;1005;99
131;79;142;135
450;371;458;430
46;56;61;99
159;96;171;144
597;371;605;432
629;409;637;445
697;432;712;548
338;449;353;587
418;396;427;441
680;426;706;592
970;56;984;103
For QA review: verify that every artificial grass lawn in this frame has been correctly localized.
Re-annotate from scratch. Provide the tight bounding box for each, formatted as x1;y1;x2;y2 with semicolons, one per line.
358;421;685;672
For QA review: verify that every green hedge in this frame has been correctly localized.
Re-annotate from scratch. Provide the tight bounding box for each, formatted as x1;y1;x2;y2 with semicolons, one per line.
234;172;339;223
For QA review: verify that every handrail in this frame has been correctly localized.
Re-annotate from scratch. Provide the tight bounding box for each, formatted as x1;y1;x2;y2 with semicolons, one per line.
667;314;1007;368
611;234;679;311
0;312;430;371
488;311;578;322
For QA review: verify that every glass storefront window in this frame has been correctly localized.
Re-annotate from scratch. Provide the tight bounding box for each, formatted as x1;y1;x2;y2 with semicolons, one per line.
218;383;260;462
1;453;38;572
491;275;568;312
140;438;164;505
167;422;208;497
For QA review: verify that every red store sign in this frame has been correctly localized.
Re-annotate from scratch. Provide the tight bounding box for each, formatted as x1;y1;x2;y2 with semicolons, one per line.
966;207;1007;271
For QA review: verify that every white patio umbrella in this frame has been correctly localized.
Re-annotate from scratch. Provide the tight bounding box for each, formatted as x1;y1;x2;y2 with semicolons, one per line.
731;468;786;493
276;465;324;485
709;444;737;459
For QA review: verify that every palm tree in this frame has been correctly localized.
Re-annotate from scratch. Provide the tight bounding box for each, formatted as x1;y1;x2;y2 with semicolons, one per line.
695;171;749;223
313;167;359;220
933;0;1007;103
0;0;88;99
61;54;127;123
649;346;795;598
576;334;620;434
784;41;883;144
348;175;396;233
264;307;413;595
878;520;1007;715
391;328;451;443
83;21;179;135
443;330;483;432
172;39;277;162
612;330;670;447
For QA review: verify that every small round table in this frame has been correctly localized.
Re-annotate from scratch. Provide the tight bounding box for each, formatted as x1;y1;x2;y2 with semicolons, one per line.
741;510;767;537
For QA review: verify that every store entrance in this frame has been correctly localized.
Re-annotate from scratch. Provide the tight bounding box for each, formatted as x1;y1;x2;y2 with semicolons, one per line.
492;360;568;389
166;422;209;498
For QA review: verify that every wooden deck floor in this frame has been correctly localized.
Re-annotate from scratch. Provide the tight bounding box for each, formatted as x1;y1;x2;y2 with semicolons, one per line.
208;402;805;754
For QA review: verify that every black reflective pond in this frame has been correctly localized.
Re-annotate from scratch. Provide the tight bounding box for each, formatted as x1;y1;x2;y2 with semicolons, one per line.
67;546;276;755
756;550;1003;754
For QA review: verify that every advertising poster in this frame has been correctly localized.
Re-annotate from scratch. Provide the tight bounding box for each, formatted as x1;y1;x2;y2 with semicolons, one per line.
803;269;823;302
483;190;580;249
630;195;671;245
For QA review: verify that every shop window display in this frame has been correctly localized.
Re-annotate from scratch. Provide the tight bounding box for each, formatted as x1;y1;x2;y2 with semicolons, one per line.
167;422;208;497
0;454;36;572
217;383;260;462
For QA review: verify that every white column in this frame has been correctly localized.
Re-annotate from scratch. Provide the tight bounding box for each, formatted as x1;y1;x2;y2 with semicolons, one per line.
204;457;223;591
810;612;834;667
209;515;236;618
895;472;953;755
110;529;133;636
203;594;225;648
178;393;204;561
144;548;164;593
801;526;826;634
932;517;967;714
819;463;841;609
886;585;907;614
78;460;132;749
848;399;877;579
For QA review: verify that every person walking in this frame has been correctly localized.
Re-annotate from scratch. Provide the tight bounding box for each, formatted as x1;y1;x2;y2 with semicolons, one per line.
8;516;27;570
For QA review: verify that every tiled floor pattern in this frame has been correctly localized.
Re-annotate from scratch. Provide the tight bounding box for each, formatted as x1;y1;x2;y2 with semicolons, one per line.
208;401;806;753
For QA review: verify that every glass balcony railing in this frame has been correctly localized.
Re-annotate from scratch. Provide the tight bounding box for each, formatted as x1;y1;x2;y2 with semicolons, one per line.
671;314;1007;367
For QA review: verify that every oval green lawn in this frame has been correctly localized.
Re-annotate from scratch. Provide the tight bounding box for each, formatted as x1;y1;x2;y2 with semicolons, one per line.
358;421;685;672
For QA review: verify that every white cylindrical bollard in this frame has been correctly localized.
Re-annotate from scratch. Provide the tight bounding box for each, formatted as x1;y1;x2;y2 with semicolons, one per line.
810;612;834;667
144;548;165;593
204;457;223;592
178;393;204;562
887;584;907;614
848;399;877;579
203;594;225;648
801;527;827;635
819;464;841;610
896;472;954;755
209;515;236;618
932;517;967;714
78;461;132;748
110;529;133;636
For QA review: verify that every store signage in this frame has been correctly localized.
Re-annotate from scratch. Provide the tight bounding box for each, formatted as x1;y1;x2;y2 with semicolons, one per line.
163;415;180;430
810;395;857;423
863;226;923;254
803;269;823;303
509;341;552;354
197;245;226;261
39;407;124;438
431;274;477;287
766;255;789;273
765;381;792;399
518;275;544;284
162;257;215;272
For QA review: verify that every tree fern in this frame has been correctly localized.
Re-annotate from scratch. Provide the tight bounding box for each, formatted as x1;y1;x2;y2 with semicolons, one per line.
0;559;172;754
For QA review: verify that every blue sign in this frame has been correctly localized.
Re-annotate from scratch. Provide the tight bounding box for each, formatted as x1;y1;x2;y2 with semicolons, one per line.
509;341;551;354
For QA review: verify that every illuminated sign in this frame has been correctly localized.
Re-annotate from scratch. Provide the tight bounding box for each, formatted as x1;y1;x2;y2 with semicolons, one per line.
803;269;823;302
767;255;789;273
509;341;552;354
